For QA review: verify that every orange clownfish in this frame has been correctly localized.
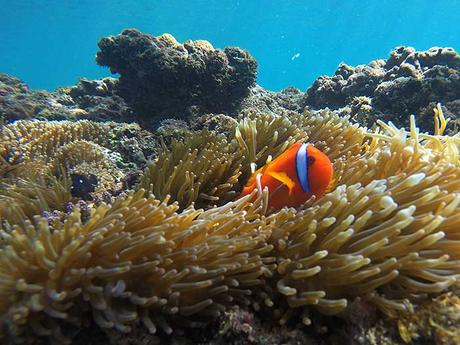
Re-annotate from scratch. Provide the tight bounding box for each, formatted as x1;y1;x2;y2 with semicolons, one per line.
240;143;333;210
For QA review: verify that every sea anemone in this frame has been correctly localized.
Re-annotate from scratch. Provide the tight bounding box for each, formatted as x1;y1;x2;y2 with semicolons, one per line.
137;130;243;209
0;106;459;343
0;120;133;223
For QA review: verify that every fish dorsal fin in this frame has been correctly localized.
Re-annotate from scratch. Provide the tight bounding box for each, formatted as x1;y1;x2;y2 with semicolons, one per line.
267;171;295;195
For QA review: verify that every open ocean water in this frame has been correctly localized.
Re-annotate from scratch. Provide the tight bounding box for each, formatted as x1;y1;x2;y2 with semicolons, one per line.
1;0;459;91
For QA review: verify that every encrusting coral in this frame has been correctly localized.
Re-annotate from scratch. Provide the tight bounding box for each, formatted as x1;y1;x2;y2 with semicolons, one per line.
0;106;459;344
397;292;460;344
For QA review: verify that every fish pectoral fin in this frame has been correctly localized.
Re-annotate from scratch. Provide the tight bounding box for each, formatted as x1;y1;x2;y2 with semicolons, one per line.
267;171;295;195
267;183;289;206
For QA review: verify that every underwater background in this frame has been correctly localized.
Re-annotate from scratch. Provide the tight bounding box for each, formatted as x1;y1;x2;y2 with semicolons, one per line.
1;0;460;91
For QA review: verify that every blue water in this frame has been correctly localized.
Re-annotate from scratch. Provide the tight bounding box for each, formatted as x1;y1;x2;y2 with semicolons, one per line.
1;1;459;91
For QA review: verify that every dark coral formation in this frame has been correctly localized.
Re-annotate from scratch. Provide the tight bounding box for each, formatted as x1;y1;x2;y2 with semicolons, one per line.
303;46;460;133
96;29;258;122
3;44;460;137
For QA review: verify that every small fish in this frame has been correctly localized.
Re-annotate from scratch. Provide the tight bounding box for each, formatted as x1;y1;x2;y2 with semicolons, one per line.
240;143;333;210
291;52;300;61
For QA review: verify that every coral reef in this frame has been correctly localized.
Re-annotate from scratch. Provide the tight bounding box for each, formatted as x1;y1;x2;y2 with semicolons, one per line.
99;122;158;170
96;29;257;123
1;30;460;345
58;78;133;122
0;74;133;123
0;119;158;175
0;73;74;122
303;46;460;133
191;114;238;139
4;44;460;137
238;85;306;117
1;108;459;344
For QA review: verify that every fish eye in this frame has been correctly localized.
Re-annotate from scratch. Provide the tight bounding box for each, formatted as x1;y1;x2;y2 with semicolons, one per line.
307;156;315;166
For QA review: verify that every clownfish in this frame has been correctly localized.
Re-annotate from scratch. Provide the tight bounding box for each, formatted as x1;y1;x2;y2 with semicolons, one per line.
240;143;333;210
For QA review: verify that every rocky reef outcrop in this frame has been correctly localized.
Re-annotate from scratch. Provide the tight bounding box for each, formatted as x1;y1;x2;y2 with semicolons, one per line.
3;44;460;135
96;29;258;123
0;74;133;123
303;46;460;133
0;73;73;122
59;77;133;121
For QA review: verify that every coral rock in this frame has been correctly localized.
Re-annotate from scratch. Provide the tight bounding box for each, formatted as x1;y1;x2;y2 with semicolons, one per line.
303;46;460;133
0;73;73;122
0;73;133;123
61;77;133;122
96;29;258;123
